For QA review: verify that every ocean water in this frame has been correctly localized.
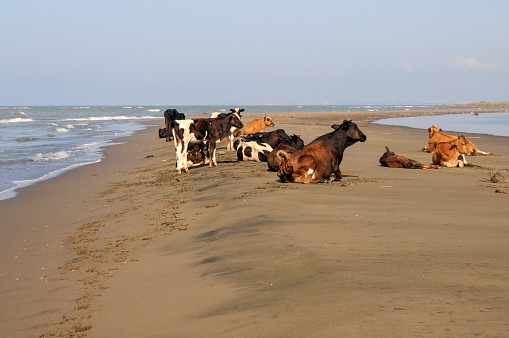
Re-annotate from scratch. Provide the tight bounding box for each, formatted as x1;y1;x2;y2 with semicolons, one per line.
0;105;504;201
374;112;509;137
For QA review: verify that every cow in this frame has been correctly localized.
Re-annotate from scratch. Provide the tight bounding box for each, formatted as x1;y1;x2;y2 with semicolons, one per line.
186;142;209;167
235;138;273;162
423;125;491;155
164;109;186;142
210;107;244;150
158;128;167;138
171;112;244;174
379;146;440;169
234;129;291;149
267;135;305;171
276;120;366;184
242;115;275;135
432;136;474;168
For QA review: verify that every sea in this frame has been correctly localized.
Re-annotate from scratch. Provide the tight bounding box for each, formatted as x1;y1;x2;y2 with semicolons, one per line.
1;105;508;201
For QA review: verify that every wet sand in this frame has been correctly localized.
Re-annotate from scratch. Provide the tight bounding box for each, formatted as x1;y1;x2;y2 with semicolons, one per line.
1;110;508;337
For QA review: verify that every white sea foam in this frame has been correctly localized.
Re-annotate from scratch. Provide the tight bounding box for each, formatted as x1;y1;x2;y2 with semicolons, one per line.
146;109;160;112
1;159;102;200
63;115;159;121
0;118;34;123
32;151;70;161
56;127;69;132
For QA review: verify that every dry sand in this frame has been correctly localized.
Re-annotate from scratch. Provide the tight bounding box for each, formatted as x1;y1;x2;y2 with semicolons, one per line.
1;110;508;337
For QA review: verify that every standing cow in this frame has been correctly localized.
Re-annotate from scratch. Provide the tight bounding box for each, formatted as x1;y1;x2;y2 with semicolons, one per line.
277;120;366;183
171;112;244;174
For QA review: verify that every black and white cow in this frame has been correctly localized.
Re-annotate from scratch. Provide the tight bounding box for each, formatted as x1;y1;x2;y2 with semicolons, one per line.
235;137;273;162
171;112;243;174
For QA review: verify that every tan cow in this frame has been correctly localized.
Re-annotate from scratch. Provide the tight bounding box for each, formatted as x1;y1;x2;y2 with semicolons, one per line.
432;136;474;168
242;115;274;135
423;125;491;155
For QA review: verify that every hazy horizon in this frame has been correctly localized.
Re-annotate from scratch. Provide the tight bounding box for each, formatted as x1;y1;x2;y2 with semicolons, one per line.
2;1;508;106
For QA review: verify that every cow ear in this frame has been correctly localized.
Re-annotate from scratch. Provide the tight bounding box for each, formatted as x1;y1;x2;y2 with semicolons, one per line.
239;109;245;112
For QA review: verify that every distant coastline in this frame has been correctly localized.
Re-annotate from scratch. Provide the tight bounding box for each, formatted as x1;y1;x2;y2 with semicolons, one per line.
446;101;509;108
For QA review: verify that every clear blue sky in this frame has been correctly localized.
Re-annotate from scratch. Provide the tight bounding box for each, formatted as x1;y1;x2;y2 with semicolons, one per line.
1;1;508;106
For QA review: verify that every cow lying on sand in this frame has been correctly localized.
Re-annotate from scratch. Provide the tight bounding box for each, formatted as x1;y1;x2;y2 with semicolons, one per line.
423;125;491;155
186;142;209;167
267;135;305;171
432;136;474;168
277;120;366;183
235;138;273;162
380;146;440;169
171;112;243;174
243;115;275;135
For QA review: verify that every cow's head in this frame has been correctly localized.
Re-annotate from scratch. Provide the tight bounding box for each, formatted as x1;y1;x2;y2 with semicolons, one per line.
340;120;367;144
228;113;244;129
428;125;442;137
461;136;477;155
453;135;475;154
264;115;275;127
230;107;244;117
287;134;305;150
382;146;395;157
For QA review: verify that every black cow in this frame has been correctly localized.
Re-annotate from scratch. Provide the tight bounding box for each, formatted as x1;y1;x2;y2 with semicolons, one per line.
267;135;305;171
164;109;186;141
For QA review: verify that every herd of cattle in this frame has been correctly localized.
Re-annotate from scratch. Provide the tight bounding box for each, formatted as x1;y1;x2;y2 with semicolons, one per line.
158;108;491;184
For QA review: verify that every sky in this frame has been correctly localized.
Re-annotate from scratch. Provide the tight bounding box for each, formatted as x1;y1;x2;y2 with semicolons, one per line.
1;1;508;106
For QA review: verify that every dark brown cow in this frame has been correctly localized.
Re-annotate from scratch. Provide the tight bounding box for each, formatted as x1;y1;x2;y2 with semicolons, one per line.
186;142;209;167
379;146;440;169
235;129;291;149
267;135;305;171
171;112;243;174
277;120;366;183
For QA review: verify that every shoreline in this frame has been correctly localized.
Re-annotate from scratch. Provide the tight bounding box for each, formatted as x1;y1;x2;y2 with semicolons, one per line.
1;109;508;337
1;107;508;202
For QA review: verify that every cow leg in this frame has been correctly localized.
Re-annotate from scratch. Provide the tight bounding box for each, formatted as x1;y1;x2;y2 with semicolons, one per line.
208;141;217;167
174;139;183;174
182;141;190;173
227;134;233;151
333;168;343;181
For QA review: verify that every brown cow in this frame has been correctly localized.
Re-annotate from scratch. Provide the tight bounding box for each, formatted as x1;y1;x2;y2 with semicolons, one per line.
380;146;440;169
276;120;366;183
432;136;474;168
242;115;274;135
423;125;491;155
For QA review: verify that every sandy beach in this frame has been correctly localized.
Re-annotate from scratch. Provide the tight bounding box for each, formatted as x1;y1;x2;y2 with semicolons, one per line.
1;110;508;337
